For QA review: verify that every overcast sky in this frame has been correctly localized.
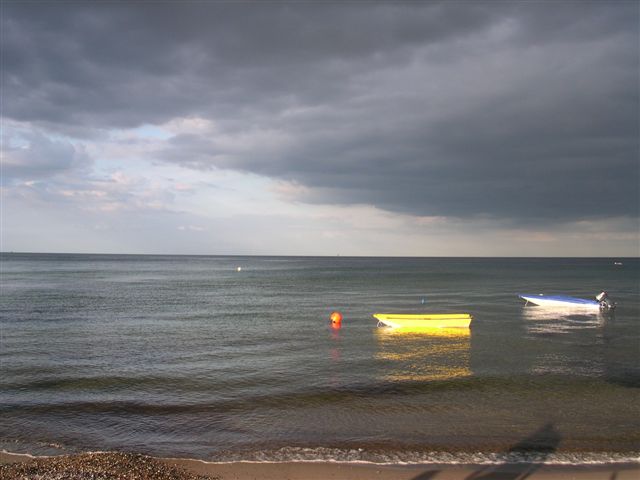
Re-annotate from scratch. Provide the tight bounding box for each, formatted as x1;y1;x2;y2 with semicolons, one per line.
2;1;638;256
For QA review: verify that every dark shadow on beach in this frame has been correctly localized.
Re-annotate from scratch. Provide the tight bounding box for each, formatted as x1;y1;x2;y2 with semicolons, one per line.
409;423;562;480
410;471;441;480
464;423;561;480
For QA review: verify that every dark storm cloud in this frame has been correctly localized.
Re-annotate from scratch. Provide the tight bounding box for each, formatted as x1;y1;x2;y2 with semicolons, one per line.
3;1;497;127
3;1;638;223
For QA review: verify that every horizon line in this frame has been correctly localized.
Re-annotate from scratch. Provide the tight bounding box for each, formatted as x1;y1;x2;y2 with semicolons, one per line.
1;251;637;259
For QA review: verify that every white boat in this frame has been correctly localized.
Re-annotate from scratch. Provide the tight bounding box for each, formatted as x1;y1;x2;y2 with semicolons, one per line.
519;292;615;310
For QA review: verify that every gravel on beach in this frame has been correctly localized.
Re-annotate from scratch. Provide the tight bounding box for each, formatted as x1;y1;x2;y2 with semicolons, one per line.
0;451;217;480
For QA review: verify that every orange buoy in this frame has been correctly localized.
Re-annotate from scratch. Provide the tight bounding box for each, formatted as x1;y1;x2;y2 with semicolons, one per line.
330;311;343;325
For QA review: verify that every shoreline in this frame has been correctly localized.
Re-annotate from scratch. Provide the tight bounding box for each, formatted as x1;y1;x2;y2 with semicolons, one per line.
2;450;638;480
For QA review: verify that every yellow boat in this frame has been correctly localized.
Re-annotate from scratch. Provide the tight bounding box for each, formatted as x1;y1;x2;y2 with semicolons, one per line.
373;313;472;329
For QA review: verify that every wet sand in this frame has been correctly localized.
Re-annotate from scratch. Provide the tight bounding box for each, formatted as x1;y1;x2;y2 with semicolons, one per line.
2;450;638;479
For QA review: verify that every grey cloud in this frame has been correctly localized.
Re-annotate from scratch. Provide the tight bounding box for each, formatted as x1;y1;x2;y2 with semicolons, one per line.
0;2;530;127
2;1;638;224
2;131;91;183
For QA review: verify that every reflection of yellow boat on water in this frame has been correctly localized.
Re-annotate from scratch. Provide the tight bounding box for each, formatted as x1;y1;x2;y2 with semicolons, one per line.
377;326;470;337
373;313;472;330
375;327;471;381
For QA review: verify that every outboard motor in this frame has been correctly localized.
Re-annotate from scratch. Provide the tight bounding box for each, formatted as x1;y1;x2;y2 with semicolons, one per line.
596;291;616;310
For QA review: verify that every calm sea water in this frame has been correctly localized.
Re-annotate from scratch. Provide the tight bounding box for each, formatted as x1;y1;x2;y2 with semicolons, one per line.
1;254;639;464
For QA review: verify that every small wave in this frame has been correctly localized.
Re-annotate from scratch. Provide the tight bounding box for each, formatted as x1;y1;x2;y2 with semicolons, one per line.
205;447;640;465
0;438;73;457
3;443;638;466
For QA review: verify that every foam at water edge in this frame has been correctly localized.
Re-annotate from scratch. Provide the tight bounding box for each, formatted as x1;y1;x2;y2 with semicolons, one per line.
205;447;640;465
2;447;638;466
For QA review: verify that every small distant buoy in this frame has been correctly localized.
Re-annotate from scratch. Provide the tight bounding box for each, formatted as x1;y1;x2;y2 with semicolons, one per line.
236;266;242;272
421;297;426;304
330;311;343;326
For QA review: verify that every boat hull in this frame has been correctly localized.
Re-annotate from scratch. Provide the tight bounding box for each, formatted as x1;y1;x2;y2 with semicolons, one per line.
519;294;600;309
373;313;472;329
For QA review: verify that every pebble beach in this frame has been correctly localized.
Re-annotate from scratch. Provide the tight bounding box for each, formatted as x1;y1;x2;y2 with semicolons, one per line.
0;452;214;480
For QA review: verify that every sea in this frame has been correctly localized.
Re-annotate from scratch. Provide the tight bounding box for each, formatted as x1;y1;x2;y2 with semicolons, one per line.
1;253;638;465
